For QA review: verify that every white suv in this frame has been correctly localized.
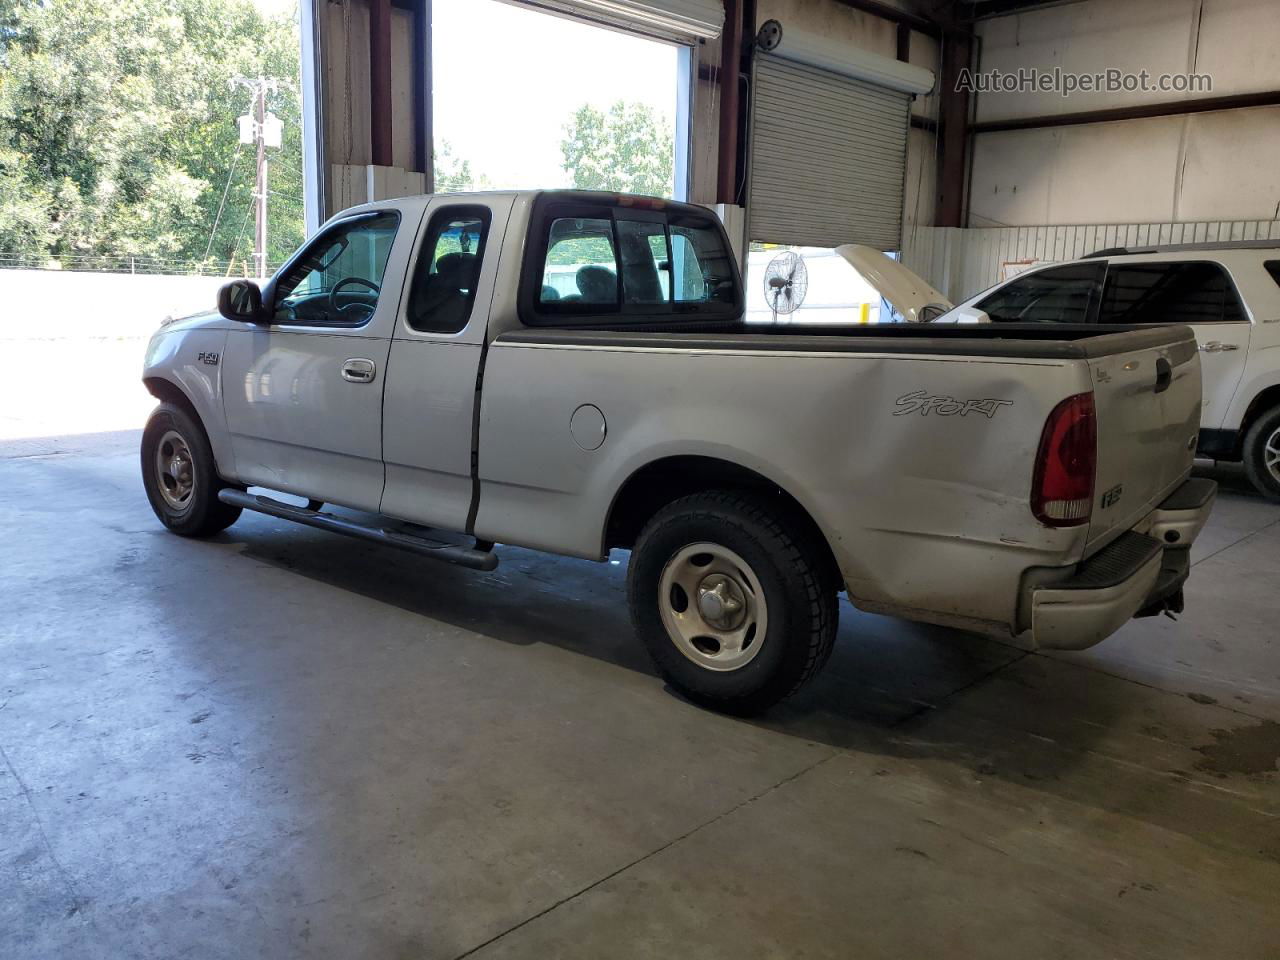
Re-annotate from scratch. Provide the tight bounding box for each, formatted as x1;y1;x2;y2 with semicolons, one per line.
901;242;1280;501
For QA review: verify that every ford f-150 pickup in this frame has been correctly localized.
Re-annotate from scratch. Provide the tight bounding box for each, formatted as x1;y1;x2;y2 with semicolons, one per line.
141;190;1216;713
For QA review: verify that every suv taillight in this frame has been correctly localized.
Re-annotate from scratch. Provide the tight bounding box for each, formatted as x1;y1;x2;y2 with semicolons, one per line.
1032;392;1097;527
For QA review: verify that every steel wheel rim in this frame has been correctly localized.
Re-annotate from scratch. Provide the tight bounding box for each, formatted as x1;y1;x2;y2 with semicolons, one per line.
658;542;768;672
155;429;195;511
1265;426;1280;483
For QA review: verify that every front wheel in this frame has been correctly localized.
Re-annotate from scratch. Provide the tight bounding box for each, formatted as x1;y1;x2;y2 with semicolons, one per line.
1241;406;1280;502
141;402;242;537
628;491;838;715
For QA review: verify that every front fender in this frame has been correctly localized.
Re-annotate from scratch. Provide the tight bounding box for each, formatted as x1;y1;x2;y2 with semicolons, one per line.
144;327;235;476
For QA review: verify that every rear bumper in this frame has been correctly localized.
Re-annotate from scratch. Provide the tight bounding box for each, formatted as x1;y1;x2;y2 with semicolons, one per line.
1029;477;1216;651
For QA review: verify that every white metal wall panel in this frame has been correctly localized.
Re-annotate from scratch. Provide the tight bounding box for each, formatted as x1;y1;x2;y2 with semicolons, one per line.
512;0;723;41
900;219;1280;305
748;55;910;251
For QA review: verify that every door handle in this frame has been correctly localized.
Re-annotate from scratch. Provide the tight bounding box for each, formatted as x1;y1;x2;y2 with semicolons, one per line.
1154;356;1172;394
341;358;376;383
1200;341;1240;353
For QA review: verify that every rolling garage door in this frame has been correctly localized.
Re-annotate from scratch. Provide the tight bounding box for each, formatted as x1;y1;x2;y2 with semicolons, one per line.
748;22;934;251
513;0;723;42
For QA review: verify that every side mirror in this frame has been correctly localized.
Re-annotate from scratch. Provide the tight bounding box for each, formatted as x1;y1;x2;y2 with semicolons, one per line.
948;306;991;325
218;279;265;323
917;303;951;323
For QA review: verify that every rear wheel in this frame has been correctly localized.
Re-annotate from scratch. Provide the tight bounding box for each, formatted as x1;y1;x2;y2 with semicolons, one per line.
628;490;838;715
141;402;241;536
1241;406;1280;502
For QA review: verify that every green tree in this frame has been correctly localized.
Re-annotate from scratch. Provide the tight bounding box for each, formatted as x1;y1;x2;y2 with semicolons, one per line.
0;0;304;270
559;101;674;198
432;140;491;193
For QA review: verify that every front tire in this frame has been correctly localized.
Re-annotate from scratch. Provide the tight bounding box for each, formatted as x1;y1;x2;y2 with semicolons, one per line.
628;491;838;715
141;402;242;537
1241;406;1280;502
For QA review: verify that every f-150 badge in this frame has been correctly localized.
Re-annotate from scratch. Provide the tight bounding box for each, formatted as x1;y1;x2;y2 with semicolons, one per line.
894;390;1012;419
197;352;220;366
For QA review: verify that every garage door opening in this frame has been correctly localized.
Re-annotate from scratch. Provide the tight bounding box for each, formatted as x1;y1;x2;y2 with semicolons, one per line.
431;0;683;198
744;244;899;325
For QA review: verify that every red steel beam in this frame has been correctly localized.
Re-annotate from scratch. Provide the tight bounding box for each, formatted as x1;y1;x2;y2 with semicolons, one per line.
716;0;744;204
368;0;394;167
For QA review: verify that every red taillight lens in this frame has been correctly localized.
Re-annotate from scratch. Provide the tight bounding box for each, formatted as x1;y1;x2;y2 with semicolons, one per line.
1032;392;1097;527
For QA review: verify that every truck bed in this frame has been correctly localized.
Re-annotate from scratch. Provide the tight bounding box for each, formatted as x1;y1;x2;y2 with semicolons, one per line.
496;323;1195;360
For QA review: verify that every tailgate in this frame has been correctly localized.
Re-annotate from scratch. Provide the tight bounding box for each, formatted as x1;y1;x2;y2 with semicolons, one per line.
1084;328;1201;555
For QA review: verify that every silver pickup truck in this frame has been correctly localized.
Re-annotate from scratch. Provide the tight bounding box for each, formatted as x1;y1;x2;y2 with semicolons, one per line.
141;190;1215;713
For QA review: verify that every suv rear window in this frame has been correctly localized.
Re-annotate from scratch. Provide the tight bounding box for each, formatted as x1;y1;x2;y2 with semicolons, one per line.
1099;261;1247;325
521;195;741;328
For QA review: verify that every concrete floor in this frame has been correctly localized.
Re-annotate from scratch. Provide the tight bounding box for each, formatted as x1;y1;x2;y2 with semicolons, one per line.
2;431;1279;959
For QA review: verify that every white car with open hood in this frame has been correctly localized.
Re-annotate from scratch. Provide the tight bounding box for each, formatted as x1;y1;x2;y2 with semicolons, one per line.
141;191;1215;713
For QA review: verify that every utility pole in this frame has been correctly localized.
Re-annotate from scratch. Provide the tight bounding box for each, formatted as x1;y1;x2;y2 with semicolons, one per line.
254;81;268;279
231;76;284;279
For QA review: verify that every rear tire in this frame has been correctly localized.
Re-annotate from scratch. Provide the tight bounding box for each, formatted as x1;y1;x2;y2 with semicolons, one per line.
141;402;242;537
1241;406;1280;502
627;490;838;715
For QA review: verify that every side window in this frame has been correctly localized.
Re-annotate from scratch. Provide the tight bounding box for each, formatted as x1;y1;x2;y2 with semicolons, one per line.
976;262;1104;324
273;212;399;326
406;207;491;334
1265;260;1280;290
540;218;618;307
1099;261;1248;325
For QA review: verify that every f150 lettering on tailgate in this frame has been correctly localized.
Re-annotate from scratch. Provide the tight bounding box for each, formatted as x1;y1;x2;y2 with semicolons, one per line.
894;390;1013;419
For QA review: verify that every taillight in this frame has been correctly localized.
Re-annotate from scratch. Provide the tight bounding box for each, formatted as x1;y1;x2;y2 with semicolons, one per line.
1032;392;1097;527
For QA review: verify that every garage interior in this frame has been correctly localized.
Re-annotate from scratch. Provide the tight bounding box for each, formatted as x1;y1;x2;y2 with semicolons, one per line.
3;0;1280;957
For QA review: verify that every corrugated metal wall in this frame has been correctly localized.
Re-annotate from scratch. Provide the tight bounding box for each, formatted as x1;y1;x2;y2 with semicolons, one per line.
902;219;1280;306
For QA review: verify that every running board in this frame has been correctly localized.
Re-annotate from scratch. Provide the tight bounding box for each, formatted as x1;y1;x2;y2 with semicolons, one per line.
218;489;499;571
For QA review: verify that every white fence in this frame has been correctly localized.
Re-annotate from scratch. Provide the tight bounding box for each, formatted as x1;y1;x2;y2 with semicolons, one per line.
0;270;226;340
902;219;1280;306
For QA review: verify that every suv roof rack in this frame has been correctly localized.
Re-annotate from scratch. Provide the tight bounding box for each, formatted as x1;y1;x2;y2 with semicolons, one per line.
1082;239;1280;258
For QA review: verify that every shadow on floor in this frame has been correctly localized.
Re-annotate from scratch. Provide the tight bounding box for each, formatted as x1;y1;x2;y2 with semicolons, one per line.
214;510;1280;864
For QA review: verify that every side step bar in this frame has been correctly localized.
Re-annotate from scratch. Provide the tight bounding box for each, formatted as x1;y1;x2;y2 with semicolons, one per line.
218;489;499;572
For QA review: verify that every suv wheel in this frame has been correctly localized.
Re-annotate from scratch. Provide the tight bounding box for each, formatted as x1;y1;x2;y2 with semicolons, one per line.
628;490;838;715
141;402;242;537
1242;406;1280;502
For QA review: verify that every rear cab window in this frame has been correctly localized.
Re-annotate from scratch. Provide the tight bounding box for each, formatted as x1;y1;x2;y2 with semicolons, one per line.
520;193;742;328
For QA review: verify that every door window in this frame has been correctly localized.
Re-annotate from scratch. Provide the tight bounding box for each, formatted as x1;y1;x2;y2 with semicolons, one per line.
976;262;1105;324
406;207;491;333
1099;261;1247;325
272;212;400;326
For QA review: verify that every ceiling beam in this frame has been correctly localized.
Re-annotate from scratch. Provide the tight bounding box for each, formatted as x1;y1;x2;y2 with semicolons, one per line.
971;89;1280;134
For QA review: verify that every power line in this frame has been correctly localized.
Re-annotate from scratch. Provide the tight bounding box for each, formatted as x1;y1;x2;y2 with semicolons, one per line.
202;140;244;264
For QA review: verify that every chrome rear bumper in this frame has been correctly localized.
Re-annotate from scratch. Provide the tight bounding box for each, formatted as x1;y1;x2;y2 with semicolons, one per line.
1029;477;1216;651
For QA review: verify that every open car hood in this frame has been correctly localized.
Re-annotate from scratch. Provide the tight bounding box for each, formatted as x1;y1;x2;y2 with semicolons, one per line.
835;244;953;323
